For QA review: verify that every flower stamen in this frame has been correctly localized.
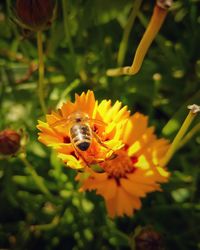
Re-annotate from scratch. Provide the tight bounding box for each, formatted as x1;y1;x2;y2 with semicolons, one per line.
101;150;137;179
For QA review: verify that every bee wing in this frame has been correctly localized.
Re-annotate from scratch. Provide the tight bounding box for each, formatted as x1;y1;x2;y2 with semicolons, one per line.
88;118;107;127
50;118;70;128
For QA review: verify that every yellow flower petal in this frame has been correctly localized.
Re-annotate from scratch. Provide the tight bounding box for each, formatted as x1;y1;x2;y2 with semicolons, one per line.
121;113;149;145
58;153;83;169
60;100;75;118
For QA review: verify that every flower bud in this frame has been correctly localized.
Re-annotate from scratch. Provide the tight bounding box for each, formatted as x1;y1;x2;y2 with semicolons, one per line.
0;129;21;155
135;227;165;250
15;0;55;31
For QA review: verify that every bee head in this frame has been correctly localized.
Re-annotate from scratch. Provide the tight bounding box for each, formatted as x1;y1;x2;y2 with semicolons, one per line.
68;111;89;123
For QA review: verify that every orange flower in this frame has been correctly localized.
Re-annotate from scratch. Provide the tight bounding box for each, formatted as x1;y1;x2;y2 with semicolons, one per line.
77;113;170;217
37;90;130;169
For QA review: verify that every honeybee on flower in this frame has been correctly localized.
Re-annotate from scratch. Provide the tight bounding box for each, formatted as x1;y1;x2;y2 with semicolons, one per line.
50;110;117;166
37;90;130;169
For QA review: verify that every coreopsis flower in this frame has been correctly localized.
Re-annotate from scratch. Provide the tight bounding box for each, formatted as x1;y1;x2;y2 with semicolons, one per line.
37;90;130;169
14;0;55;31
77;113;170;217
0;129;21;155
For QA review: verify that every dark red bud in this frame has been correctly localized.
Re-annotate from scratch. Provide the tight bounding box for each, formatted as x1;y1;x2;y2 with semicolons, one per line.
135;228;165;250
16;0;55;31
0;129;21;155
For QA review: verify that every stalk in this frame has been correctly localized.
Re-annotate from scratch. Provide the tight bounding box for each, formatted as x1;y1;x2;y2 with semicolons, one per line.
160;105;200;167
62;0;75;60
37;31;46;114
117;0;142;67
177;122;200;150
31;216;60;231
20;153;52;199
107;5;168;76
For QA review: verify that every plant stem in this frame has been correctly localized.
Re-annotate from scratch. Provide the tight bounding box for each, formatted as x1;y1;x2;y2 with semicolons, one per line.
62;0;75;60
117;0;142;67
107;5;168;76
37;31;46;114
20;154;52;199
160;110;197;167
31;215;60;231
177;122;200;150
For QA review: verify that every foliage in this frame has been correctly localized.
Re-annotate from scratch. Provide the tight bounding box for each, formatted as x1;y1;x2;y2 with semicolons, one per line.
0;0;200;249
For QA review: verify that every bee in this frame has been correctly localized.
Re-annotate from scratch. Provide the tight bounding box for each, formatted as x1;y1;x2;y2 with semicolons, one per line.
50;111;116;166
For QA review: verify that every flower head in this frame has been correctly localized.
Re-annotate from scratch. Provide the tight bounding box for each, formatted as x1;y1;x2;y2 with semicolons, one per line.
15;0;55;31
0;129;21;155
77;113;170;217
37;90;130;169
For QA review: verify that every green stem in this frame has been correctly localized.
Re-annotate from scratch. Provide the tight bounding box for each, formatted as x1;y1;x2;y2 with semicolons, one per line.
62;0;75;60
37;31;46;114
117;0;143;66
20;154;52;199
177;122;200;150
31;215;60;231
160;110;197;167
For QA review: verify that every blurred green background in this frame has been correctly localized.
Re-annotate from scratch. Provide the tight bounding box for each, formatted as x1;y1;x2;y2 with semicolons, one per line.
0;0;200;249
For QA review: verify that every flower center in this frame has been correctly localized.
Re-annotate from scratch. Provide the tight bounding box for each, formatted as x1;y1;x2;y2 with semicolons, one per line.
100;150;137;179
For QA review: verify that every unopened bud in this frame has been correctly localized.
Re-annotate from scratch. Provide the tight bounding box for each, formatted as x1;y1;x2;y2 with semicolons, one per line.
187;104;200;114
135;227;165;250
156;0;173;10
0;129;21;155
15;0;55;31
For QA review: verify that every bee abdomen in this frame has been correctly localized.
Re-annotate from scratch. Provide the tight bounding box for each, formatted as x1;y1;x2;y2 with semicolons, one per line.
70;124;92;151
77;141;90;151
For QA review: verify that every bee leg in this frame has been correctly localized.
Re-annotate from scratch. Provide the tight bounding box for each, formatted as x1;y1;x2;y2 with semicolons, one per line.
91;131;111;149
71;145;90;168
78;152;90;168
91;131;117;160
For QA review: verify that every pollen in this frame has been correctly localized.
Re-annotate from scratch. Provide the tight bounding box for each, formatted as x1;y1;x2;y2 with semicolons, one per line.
101;150;137;178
